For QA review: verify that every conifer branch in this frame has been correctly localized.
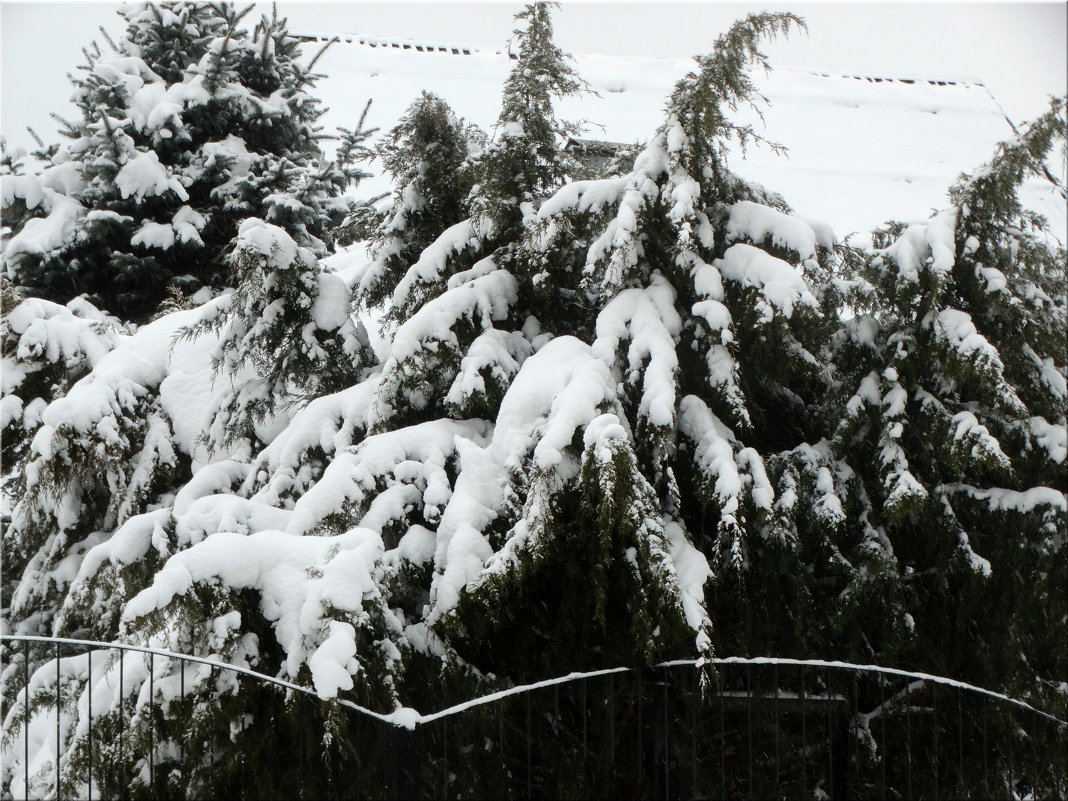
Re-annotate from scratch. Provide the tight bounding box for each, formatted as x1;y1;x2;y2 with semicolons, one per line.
306;36;339;73
98;25;119;52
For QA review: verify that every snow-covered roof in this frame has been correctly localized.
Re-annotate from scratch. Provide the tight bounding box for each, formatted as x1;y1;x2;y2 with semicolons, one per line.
301;31;1066;239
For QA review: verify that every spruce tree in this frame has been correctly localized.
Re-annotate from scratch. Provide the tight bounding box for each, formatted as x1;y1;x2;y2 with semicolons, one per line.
503;12;860;669
1;2;367;322
109;8;820;710
0;9;379;797
2;13;818;797
0;281;122;500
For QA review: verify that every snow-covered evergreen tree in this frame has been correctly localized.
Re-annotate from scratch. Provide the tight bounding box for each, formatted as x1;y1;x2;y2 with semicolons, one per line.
503;12;870;667
0;280;122;500
832;97;1067;749
0;9;380;796
178;217;376;456
350;91;481;313
0;2;368;322
473;1;587;242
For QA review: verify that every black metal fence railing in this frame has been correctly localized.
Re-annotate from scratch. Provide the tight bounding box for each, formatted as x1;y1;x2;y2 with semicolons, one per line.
2;634;1065;800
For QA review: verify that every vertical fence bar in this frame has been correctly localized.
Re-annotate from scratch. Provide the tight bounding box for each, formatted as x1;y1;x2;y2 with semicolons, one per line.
801;664;807;801
442;718;448;801
746;664;753;798
1031;710;1039;801
663;666;670;801
299;686;306;801
246;680;252;801
24;640;30;801
180;658;185;783
1007;706;1014;801
119;652;125;801
957;687;964;797
880;677;887;801
830;671;848;801
1053;713;1062;800
932;682;939;799
498;700;505;794
525;692;532;799
827;670;833;800
149;652;154;794
636;670;643;793
582;677;587;792
394;723;420;801
774;662;780;791
209;666;215;788
609;673;615;798
87;650;92;801
905;680;912;800
719;670;726;799
554;683;559;735
238;676;244;801
691;667;698;799
981;697;988;798
851;670;859;795
55;641;60;801
349;700;358;801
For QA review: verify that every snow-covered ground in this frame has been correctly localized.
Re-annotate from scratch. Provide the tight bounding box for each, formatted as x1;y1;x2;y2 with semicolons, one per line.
300;32;1066;240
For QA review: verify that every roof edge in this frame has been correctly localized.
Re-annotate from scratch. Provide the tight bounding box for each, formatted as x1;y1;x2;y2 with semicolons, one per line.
291;29;494;58
291;29;989;89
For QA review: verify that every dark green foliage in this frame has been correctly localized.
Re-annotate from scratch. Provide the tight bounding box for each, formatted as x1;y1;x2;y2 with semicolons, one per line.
474;1;588;240
352;92;481;314
830;97;1068;730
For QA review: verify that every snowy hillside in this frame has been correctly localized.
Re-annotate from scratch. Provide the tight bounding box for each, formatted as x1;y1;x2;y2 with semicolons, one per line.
300;31;1067;239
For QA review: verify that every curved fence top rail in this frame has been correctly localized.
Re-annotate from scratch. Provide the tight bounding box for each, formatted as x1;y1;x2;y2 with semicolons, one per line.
4;634;1064;730
664;656;1067;727
1;633;407;728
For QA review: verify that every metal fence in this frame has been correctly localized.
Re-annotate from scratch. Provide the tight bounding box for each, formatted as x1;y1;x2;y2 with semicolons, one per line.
2;634;1065;800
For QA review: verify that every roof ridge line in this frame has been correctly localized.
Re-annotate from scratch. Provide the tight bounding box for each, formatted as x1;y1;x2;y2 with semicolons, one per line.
290;29;494;57
772;63;987;87
290;31;990;88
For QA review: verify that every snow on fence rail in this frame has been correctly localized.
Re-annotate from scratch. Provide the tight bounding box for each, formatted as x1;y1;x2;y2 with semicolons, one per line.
664;656;1068;728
